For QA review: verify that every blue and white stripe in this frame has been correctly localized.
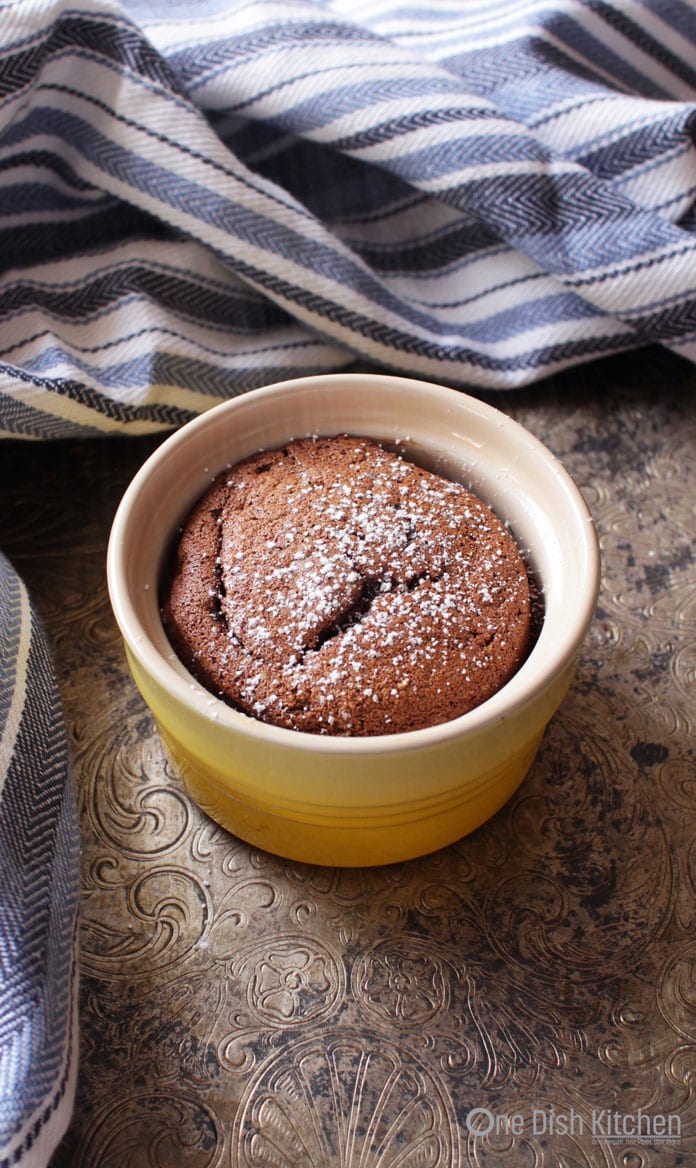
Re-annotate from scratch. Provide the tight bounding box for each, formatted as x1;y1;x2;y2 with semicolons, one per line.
0;553;79;1168
0;0;694;433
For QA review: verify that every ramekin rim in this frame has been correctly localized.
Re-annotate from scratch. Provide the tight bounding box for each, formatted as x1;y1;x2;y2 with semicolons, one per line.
106;373;601;755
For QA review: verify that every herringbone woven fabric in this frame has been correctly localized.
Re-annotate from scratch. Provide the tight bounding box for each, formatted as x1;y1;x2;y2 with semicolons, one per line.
0;0;695;438
0;553;79;1168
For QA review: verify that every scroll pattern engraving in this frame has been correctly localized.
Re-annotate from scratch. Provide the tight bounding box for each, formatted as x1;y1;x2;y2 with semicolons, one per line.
75;1092;221;1168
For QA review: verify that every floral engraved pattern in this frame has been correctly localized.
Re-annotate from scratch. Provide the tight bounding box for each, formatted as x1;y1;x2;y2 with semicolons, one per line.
245;937;342;1025
353;940;450;1025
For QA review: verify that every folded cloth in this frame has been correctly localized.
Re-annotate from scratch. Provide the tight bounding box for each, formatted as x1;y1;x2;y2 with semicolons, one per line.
0;554;79;1168
0;0;695;439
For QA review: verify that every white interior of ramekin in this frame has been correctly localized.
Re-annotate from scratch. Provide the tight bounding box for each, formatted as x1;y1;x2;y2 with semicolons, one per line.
107;374;600;754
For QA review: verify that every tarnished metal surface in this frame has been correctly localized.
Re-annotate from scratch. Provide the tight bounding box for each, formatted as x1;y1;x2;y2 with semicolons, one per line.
1;350;694;1167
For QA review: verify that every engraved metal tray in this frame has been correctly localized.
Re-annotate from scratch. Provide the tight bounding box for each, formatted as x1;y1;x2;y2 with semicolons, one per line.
1;350;694;1167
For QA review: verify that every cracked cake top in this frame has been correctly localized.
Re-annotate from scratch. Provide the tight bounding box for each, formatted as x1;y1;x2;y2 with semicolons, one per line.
161;434;532;735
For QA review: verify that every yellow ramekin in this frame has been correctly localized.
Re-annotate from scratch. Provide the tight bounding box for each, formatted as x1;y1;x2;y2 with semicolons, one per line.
106;373;599;866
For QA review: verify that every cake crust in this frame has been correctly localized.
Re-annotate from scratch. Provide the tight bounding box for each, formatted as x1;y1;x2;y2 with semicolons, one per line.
162;434;532;735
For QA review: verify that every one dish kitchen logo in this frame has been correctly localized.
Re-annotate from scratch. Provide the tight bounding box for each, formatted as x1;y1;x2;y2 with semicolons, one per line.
465;1105;682;1146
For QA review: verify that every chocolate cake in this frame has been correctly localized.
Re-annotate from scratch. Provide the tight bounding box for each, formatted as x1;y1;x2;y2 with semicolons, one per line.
162;434;532;735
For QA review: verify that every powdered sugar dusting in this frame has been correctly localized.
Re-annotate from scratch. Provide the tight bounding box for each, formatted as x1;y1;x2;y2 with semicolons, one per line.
163;435;532;735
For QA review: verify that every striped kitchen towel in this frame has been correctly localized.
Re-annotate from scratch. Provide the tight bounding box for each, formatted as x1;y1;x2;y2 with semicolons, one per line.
0;0;695;439
0;553;79;1168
